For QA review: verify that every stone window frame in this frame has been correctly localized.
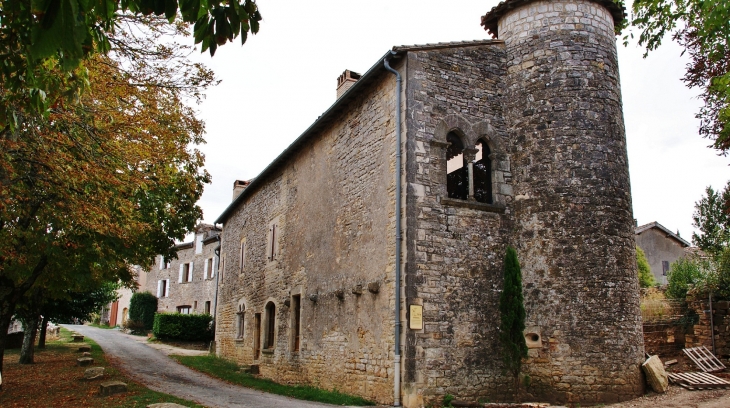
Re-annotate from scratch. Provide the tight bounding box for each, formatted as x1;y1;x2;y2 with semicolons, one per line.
266;216;282;264
239;237;246;274
431;114;510;212
262;298;278;353
235;299;247;342
289;287;303;354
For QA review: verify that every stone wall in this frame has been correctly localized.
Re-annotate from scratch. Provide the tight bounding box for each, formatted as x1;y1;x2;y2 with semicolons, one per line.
686;299;730;361
498;0;643;403
402;43;514;408
215;69;399;405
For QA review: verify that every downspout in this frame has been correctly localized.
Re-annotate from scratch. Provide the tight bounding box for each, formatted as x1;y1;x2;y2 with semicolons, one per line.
384;51;402;407
213;234;221;320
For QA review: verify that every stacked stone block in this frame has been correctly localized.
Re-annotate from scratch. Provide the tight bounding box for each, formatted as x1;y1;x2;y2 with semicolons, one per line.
686;299;730;361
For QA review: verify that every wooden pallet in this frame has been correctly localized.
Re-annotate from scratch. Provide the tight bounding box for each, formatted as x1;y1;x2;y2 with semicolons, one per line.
683;346;727;373
668;372;730;390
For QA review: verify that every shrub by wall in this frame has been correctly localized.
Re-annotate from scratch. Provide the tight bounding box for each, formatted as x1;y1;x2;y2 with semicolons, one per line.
153;313;213;341
129;292;158;331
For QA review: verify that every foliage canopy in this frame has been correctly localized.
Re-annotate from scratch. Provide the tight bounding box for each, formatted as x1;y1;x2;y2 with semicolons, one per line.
631;0;730;153
692;183;730;258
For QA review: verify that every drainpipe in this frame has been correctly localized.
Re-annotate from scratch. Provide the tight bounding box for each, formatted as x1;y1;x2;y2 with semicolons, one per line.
384;51;402;407
213;234;221;321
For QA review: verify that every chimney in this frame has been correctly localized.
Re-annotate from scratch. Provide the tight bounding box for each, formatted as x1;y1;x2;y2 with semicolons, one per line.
336;70;361;99
232;179;251;201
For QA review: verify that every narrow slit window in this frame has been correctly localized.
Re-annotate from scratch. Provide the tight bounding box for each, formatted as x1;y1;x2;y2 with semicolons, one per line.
473;139;493;204
240;240;246;272
292;295;301;352
446;132;468;200
265;302;276;349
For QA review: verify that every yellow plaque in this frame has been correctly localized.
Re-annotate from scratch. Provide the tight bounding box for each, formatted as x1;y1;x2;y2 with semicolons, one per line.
409;305;423;330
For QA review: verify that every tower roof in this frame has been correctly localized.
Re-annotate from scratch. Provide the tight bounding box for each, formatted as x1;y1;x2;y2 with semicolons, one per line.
480;0;627;38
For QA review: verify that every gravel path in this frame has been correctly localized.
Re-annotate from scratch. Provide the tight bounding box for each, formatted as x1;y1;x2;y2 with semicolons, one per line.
65;325;345;408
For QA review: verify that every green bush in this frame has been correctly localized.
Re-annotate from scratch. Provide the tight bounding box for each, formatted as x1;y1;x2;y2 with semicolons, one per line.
636;246;655;288
667;257;708;299
129;292;158;331
153;313;213;341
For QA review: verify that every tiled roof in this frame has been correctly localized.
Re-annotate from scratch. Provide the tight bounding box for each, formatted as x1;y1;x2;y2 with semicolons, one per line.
635;221;691;248
480;0;627;38
393;39;503;52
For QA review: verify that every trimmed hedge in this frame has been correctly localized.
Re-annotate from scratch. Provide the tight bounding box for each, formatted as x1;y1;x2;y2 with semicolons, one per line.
129;292;158;331
153;313;213;341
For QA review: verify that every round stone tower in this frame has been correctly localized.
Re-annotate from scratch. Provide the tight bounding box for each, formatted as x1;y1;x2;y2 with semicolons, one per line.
483;0;644;404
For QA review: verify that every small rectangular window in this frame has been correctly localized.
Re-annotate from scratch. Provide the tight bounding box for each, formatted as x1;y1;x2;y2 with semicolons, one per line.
206;258;213;279
662;261;670;276
177;305;191;314
205;301;211;315
194;301;198;310
237;306;245;339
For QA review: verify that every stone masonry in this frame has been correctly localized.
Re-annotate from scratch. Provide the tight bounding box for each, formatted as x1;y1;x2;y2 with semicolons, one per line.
213;0;644;406
146;224;220;316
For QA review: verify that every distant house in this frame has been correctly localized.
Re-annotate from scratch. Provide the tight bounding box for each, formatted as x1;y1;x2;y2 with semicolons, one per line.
635;221;691;285
146;224;220;316
104;265;147;327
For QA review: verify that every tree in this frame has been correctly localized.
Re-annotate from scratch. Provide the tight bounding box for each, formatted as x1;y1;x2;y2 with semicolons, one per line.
499;246;528;386
631;0;730;153
0;18;213;376
636;246;656;288
692;183;730;258
0;0;261;126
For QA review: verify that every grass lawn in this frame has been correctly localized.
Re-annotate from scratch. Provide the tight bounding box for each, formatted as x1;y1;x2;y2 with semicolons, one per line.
0;328;203;408
172;354;375;406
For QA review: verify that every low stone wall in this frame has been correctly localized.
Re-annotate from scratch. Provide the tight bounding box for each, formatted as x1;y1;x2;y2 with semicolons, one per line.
643;323;686;356
685;298;730;361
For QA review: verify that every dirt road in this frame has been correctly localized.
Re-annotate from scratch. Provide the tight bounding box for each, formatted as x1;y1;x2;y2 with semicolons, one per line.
65;325;347;408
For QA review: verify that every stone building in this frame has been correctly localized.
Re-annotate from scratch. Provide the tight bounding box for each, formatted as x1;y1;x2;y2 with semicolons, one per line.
635;221;691;285
213;0;644;406
146;224;221;316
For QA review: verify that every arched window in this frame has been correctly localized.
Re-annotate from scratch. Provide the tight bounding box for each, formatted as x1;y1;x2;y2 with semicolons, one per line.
473;139;492;204
446;132;468;200
265;302;276;349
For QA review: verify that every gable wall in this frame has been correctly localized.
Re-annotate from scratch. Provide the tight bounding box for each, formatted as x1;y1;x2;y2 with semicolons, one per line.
215;68;402;404
635;228;688;285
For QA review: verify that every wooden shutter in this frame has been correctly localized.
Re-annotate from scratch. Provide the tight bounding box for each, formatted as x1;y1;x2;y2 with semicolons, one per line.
159;256;163;270
204;259;209;280
157;280;162;297
188;262;194;282
165;279;170;296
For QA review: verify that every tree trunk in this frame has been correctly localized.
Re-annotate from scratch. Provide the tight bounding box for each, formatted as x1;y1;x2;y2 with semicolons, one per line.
0;307;16;379
19;316;39;364
38;315;49;349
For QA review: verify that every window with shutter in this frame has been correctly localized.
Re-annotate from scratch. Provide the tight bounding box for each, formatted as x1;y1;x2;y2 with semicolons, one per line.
188;262;194;282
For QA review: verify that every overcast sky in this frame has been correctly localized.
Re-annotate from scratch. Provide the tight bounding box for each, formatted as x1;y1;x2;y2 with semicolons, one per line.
186;0;729;243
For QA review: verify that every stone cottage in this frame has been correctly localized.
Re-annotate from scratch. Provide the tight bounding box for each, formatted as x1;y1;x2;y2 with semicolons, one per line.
635;221;691;285
147;224;221;316
213;0;644;406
